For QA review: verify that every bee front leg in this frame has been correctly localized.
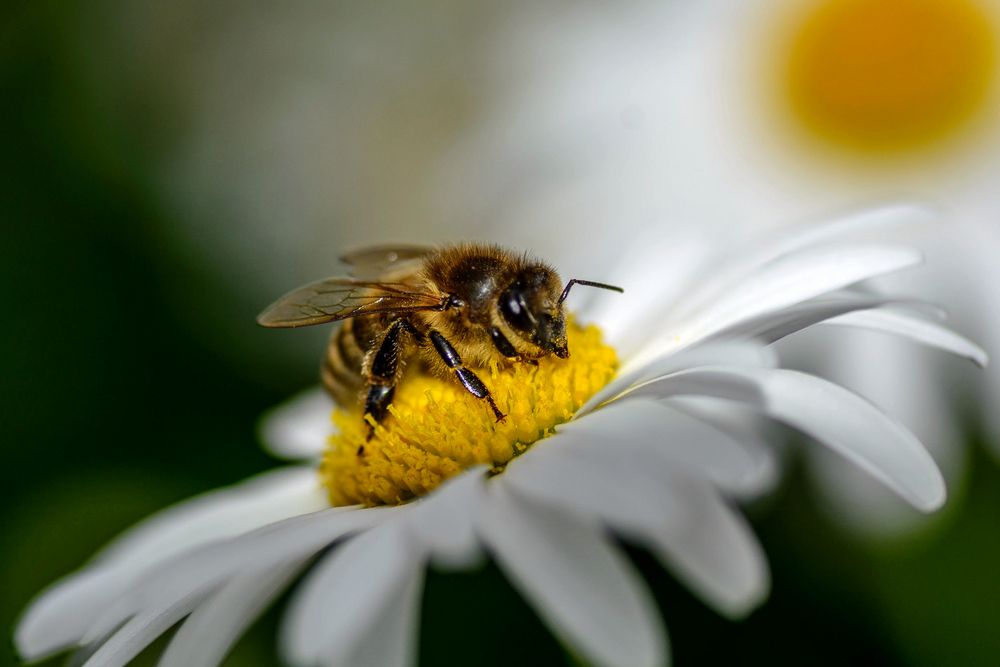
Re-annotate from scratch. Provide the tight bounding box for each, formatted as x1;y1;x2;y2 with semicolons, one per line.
489;326;538;366
362;319;408;448
430;330;506;422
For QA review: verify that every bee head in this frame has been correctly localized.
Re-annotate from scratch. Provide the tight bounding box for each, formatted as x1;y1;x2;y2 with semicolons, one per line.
498;267;569;358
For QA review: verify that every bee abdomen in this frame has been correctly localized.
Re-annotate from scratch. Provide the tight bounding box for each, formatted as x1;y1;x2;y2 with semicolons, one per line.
322;320;367;407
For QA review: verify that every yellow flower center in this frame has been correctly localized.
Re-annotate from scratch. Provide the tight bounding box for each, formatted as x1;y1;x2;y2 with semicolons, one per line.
320;322;618;506
779;0;997;156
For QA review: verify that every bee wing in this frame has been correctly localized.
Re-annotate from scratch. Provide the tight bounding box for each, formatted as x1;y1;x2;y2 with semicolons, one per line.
257;277;445;328
340;244;435;279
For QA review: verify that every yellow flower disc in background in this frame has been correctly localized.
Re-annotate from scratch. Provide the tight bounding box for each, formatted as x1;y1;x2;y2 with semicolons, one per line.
783;0;997;155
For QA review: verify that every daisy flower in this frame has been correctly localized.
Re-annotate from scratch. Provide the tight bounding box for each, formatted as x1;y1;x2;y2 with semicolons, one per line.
15;209;984;667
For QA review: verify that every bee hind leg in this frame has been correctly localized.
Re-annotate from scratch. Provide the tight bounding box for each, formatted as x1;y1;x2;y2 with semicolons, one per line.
360;319;409;450
363;384;395;443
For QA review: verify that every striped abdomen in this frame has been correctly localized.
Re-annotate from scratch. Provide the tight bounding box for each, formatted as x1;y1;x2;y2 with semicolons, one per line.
322;318;373;408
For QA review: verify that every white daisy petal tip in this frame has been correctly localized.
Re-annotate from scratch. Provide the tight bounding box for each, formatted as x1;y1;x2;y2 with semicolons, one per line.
701;558;771;622
14;465;326;661
14;573;101;661
910;471;947;513
258;386;334;460
824;309;989;369
770;372;948;513
624;365;948;512
643;478;771;621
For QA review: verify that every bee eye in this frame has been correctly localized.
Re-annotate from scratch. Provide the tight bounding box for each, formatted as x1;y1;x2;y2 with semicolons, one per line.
500;286;535;332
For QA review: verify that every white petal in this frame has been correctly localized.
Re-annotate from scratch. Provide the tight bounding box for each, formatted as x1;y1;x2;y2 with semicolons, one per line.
699;296;916;346
258;387;335;460
503;433;686;537
404;468;486;569
694;207;935;308
621;366;945;511
616;366;767;407
642;477;769;618
577;204;933;355
621;207;932;357
478;483;666;667
82;506;392;653
16;467;326;660
666;396;781;498
686;243;923;336
282;521;422;667
822;309;988;367
787;326;963;536
335;567;423;667
580;340;772;417
624;242;926;371
808;445;955;538
159;561;304;667
98;468;327;565
504;423;770;618
81;589;211;667
750;204;936;259
559;399;769;495
17;570;121;660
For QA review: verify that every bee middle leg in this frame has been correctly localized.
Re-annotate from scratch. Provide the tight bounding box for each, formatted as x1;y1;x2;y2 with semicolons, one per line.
429;330;506;422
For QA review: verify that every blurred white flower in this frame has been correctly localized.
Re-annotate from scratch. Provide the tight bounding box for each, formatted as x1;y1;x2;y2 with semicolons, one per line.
16;210;982;667
436;0;1000;533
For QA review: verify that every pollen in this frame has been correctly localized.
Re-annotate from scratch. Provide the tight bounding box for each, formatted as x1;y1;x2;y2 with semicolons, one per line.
320;322;618;506
780;0;997;155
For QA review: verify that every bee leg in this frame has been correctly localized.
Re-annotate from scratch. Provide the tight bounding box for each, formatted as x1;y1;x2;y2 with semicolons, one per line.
430;330;506;422
363;384;395;442
489;326;519;358
489;326;538;366
361;319;408;448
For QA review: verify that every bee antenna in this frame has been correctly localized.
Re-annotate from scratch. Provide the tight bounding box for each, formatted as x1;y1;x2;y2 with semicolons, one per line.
558;279;624;305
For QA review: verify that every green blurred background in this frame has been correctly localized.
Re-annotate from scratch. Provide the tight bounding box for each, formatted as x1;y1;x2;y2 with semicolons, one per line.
3;2;1000;665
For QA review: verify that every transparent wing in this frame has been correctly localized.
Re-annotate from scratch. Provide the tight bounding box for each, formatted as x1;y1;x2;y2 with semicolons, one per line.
257;277;445;328
340;244;435;279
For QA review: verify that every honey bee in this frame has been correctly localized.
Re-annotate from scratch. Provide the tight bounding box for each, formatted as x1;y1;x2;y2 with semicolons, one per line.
258;244;622;441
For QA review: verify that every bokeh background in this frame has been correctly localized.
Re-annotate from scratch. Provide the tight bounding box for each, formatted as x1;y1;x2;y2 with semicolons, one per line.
4;1;1000;665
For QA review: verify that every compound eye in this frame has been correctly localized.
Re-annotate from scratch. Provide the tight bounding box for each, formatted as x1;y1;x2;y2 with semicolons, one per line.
500;286;535;332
